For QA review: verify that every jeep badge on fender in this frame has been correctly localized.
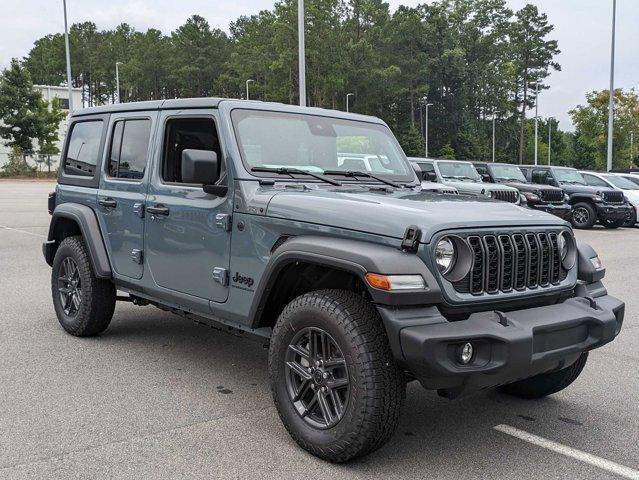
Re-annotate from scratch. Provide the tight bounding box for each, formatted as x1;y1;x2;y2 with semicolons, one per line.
43;97;625;463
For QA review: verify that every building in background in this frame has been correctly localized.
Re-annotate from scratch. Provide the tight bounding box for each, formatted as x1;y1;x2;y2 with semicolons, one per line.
0;85;82;170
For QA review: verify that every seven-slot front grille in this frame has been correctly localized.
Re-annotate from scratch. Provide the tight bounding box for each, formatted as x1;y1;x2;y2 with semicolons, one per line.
452;231;568;296
540;189;564;203
490;190;519;203
602;191;624;204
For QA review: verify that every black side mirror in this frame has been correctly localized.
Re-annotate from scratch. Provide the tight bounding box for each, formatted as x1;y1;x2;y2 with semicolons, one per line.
546;177;555;186
181;149;226;195
481;174;491;182
423;171;437;182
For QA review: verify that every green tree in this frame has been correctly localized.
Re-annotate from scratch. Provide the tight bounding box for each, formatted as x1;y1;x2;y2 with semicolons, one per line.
570;89;639;170
0;59;47;154
438;143;456;159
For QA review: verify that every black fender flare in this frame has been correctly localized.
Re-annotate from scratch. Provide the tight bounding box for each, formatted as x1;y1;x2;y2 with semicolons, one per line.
43;203;112;279
568;193;598;205
248;235;441;327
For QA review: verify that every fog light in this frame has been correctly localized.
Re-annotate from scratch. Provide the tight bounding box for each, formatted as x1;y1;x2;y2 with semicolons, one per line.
459;342;474;365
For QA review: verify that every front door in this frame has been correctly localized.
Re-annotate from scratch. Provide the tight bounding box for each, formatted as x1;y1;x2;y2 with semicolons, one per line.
144;110;232;303
96;112;157;279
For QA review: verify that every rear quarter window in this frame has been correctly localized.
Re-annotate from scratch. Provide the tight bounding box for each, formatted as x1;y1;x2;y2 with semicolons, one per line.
64;120;104;177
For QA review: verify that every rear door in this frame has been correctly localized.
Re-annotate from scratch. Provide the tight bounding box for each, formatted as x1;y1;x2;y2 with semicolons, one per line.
96;111;157;280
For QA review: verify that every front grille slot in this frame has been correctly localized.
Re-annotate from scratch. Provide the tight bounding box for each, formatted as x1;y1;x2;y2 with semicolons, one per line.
540;189;563;203
602;191;624;204
453;230;570;296
491;190;519;203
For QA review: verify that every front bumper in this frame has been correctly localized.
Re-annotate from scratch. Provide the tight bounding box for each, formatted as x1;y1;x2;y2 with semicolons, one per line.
529;203;572;220
377;291;624;397
595;203;633;221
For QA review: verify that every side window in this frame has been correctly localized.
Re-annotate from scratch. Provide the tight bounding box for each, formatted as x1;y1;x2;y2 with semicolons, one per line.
162;117;222;183
64;120;104;176
532;169;550;184
418;162;435;173
583;174;608;188
475;165;488;176
108;119;151;180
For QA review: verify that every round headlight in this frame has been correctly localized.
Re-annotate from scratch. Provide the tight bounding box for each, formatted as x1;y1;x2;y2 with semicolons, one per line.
435;237;456;274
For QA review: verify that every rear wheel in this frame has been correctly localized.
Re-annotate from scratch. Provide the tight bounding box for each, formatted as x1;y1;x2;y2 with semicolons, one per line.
51;236;116;336
499;353;588;399
269;289;405;462
570;202;597;229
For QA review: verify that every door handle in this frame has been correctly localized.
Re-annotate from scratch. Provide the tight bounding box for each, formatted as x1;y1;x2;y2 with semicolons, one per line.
98;198;117;208
147;205;170;217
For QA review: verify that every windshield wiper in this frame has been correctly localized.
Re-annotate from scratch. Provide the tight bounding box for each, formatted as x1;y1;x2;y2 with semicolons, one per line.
323;170;403;188
251;167;342;186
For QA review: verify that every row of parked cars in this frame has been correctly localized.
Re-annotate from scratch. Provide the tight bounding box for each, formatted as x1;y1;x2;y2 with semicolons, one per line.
411;158;638;229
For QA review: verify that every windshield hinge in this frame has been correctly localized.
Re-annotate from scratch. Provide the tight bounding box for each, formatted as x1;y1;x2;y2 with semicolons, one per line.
401;225;421;253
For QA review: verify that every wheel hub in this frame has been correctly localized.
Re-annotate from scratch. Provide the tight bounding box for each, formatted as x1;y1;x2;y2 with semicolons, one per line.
57;257;82;317
284;327;350;430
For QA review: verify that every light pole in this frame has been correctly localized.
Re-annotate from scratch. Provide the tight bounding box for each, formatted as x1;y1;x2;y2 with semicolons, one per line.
346;93;354;112
492;112;501;162
631;131;634;164
424;101;433;158
548;117;553;165
246;79;254;100
115;62;122;103
297;0;306;107
534;82;539;166
63;0;74;112
606;0;617;172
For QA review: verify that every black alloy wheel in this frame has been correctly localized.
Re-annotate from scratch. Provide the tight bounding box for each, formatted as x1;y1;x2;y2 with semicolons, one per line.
285;327;350;429
57;257;83;316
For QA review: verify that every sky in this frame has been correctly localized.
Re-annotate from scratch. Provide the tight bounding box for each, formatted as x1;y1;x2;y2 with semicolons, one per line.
1;0;637;130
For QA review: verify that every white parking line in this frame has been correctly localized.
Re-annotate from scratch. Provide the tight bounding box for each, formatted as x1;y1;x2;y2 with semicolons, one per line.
494;424;639;480
0;225;46;238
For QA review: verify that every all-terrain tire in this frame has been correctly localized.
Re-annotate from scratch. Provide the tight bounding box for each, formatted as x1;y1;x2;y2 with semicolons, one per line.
570;202;597;229
499;352;588;399
51;235;116;336
269;289;405;462
623;208;637;228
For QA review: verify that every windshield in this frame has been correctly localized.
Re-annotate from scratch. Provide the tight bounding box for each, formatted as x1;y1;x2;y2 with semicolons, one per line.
554;168;587;185
603;175;638;190
231;109;413;180
489;164;527;182
437;162;482;182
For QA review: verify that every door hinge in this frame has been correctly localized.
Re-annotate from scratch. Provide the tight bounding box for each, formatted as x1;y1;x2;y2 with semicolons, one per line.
215;213;232;231
131;249;144;265
133;203;145;218
212;267;229;286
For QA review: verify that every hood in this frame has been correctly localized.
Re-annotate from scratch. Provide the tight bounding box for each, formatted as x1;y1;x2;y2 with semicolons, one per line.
442;180;516;195
562;184;613;195
265;188;565;243
496;180;562;194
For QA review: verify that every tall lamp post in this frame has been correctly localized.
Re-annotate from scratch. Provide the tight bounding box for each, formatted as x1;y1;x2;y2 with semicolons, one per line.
346;93;354;112
606;0;617;172
246;79;254;100
115;62;122;103
63;0;74;112
297;0;306;107
534;82;539;166
548;117;553;165
423;100;433;158
492;112;501;162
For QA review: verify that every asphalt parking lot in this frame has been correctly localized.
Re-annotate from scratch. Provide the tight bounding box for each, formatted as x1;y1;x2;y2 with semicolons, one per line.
0;180;637;480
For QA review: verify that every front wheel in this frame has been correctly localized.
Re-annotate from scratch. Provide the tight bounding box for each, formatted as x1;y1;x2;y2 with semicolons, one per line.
600;218;625;229
499;352;588;399
570;202;597;229
269;290;405;462
623;208;637;228
51;236;116;336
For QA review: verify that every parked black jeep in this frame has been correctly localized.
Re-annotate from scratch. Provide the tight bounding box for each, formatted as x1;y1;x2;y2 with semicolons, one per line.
520;165;632;229
473;162;571;220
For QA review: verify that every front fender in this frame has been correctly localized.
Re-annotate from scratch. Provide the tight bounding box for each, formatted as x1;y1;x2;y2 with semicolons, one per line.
44;203;112;279
247;235;441;327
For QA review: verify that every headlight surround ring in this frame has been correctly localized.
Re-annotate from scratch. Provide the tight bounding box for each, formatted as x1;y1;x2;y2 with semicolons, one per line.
559;230;577;270
433;235;473;282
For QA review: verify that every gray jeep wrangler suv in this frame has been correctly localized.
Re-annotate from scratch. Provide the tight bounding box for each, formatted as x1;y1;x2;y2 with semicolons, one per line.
43;98;625;462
